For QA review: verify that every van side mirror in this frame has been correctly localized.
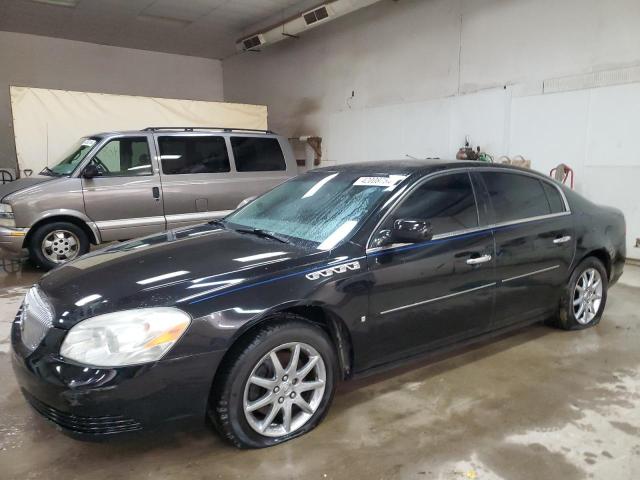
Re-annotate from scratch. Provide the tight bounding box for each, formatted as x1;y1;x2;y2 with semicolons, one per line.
390;219;433;244
236;196;257;209
82;164;100;179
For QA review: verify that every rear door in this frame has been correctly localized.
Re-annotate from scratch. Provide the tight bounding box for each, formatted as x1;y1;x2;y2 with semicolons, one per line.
365;171;496;366
156;134;239;229
477;171;575;327
229;135;294;200
82;135;165;241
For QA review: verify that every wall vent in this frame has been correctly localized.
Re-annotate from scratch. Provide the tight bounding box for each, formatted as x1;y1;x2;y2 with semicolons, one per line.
241;34;265;51
302;5;331;26
544;65;640;94
235;0;381;52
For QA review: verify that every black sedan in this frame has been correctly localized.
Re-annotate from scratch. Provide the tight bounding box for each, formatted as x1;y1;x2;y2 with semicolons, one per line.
11;160;625;448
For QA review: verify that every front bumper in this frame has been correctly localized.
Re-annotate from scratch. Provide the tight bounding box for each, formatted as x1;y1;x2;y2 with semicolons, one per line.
0;226;28;256
11;320;224;439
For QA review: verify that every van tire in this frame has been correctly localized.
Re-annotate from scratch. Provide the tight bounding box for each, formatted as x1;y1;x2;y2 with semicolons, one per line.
28;221;90;270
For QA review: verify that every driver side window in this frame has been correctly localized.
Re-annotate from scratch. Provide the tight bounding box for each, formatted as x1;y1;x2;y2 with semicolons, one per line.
91;137;152;176
372;173;479;246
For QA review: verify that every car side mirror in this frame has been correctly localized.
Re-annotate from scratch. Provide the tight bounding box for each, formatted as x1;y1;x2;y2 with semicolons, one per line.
82;164;100;179
390;219;433;244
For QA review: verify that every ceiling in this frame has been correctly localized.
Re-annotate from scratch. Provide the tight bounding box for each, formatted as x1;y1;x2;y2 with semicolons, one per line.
0;0;316;59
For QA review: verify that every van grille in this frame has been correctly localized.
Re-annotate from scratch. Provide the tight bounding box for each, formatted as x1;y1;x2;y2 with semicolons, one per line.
19;286;54;352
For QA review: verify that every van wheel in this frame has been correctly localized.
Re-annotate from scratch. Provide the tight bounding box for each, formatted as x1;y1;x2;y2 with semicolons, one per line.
209;315;337;448
554;257;608;330
28;222;90;270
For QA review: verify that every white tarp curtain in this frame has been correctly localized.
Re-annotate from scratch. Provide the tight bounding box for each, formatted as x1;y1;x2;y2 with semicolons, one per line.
10;86;268;174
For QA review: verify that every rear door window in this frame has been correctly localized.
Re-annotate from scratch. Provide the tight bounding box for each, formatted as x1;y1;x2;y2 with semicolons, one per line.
541;181;566;213
158;136;230;175
481;172;551;223
231;137;286;172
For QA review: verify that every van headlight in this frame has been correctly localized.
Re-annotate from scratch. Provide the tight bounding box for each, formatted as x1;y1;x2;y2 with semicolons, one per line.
0;203;15;227
60;308;191;367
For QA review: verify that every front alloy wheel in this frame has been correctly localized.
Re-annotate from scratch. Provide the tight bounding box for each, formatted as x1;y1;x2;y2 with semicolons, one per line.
243;342;326;437
210;316;336;448
41;229;81;264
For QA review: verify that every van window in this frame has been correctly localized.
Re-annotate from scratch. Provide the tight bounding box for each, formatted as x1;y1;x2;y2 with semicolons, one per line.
159;136;230;175
91;137;152;176
482;172;550;223
541;181;566;213
231;137;286;172
385;173;479;236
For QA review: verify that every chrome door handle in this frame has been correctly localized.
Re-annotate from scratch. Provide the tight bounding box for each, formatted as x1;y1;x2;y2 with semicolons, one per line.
553;235;571;244
467;254;492;265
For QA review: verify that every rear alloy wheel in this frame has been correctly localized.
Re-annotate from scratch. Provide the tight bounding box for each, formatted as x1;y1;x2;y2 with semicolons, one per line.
555;257;608;330
210;316;337;448
29;222;90;270
572;268;604;325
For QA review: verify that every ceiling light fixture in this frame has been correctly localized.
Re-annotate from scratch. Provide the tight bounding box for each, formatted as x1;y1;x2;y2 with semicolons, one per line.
137;14;192;28
31;0;79;7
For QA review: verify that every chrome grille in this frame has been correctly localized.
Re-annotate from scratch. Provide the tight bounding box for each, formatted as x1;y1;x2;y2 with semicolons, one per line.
20;286;54;352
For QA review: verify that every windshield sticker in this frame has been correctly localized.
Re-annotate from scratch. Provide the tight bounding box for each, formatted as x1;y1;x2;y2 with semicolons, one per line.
353;175;407;188
81;139;97;148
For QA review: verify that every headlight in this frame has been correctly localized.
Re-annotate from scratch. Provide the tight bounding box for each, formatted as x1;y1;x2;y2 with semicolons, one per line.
60;307;191;367
0;203;15;227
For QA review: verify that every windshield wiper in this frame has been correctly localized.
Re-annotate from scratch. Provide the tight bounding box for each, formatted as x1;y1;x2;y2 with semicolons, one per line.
234;227;290;244
208;219;227;228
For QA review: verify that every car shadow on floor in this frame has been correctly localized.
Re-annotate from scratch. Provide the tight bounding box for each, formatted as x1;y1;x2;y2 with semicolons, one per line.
50;322;553;457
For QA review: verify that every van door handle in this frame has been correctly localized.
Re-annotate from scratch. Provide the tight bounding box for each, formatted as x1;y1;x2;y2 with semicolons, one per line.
152;187;160;199
466;254;492;265
553;235;571;244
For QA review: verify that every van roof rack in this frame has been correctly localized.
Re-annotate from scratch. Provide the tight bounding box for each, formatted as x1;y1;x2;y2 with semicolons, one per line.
142;127;274;134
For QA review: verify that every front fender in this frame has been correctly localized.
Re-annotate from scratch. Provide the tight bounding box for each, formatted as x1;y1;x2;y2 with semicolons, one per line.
28;209;101;243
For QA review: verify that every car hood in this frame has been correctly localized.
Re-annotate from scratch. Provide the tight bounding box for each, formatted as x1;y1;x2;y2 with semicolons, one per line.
39;223;329;327
0;175;56;202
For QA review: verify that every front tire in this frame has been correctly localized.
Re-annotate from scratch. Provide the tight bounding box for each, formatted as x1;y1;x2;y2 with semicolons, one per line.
556;257;608;330
210;315;337;448
28;222;90;270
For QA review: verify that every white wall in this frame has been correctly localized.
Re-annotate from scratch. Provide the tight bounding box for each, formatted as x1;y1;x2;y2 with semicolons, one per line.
0;31;224;173
224;0;640;258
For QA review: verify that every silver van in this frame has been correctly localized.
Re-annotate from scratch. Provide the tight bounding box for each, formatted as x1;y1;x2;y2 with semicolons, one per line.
0;127;296;269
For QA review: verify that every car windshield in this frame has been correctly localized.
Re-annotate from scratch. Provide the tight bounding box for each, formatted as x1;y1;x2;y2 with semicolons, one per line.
45;137;100;176
225;171;407;250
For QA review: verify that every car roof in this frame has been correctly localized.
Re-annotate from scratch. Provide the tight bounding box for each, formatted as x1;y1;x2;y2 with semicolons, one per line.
312;159;544;178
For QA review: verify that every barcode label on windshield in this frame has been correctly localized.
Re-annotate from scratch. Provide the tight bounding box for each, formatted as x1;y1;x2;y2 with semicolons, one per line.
81;139;97;147
354;175;406;187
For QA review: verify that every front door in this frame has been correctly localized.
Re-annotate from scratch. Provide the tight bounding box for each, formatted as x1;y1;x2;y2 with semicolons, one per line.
365;172;496;367
477;171;575;326
82;135;165;241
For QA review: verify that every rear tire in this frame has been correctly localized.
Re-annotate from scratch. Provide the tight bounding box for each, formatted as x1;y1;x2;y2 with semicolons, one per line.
28;221;90;270
555;257;608;330
209;315;337;449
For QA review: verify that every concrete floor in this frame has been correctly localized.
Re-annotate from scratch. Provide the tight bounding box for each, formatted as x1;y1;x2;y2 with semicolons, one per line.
0;258;639;480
